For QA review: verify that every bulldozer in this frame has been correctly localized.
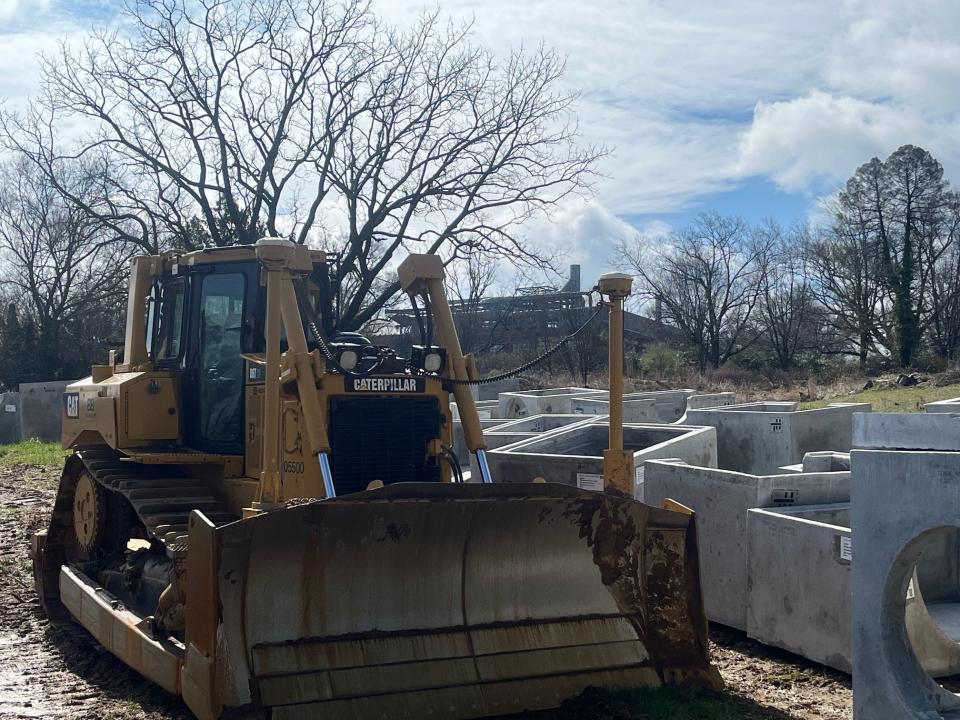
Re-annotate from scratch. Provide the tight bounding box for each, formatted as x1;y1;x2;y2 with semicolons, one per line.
31;238;720;719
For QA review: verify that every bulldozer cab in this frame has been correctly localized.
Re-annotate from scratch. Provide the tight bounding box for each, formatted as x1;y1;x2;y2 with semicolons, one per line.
138;247;452;498
146;252;329;457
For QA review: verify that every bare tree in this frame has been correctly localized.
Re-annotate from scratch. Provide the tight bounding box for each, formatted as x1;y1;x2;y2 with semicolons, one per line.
617;213;770;371
3;0;598;331
0;157;135;380
757;224;821;369
924;192;960;360
445;253;506;356
806;215;888;370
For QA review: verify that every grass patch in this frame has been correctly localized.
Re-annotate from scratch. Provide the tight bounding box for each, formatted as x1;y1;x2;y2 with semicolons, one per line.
799;382;960;413
0;438;69;466
610;686;742;719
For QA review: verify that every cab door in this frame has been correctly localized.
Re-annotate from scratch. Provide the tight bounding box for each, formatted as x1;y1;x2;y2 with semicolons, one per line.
184;270;248;454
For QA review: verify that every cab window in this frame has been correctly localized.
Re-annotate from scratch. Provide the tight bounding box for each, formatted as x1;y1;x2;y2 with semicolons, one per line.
197;273;245;444
156;280;186;361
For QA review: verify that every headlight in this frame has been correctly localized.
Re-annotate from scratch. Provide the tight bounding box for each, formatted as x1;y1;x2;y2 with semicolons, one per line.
423;352;443;373
339;349;358;371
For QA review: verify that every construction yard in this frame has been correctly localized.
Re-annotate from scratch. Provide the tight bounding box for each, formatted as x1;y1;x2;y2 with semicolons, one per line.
5;375;960;719
0;449;851;720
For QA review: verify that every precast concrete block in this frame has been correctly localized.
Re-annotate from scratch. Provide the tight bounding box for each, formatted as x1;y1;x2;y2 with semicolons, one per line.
747;504;853;672
451;417;513;467
470;415;597;480
801;451;851;473
925;396;960;413
854;411;960;451
487;422;716;497
644;460;850;629
468;377;520;401
851;444;960;720
675;392;738;424
569;395;659;423
748;502;960;678
19;381;72;442
450;399;501;420
496;387;603;418
686;392;737;410
684;402;870;474
576;389;699;423
0;392;21;444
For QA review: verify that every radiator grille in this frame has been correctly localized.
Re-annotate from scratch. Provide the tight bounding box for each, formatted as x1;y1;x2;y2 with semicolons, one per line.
328;396;442;495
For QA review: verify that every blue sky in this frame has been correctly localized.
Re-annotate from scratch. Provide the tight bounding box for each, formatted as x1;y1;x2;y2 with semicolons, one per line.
2;0;959;286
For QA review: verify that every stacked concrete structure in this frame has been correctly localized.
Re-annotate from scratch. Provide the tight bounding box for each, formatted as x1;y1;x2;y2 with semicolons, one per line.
487;422;717;496
924;396;960;413
644;460;850;629
0;391;20;444
747;503;853;671
19;381;72;443
496;387;602;418
683;401;870;474
851;412;960;720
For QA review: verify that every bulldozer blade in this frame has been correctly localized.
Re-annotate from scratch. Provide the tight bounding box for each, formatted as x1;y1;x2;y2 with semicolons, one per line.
207;482;720;719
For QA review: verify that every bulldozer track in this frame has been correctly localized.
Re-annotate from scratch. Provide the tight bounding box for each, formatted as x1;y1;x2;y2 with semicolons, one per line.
74;448;239;551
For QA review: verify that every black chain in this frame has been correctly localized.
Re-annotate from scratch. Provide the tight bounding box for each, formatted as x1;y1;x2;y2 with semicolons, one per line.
446;303;606;385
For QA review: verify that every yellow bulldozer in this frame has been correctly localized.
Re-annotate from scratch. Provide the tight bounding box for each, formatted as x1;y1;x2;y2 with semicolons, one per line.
31;238;719;719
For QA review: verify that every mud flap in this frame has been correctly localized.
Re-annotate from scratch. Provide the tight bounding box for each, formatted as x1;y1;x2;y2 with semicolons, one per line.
211;483;720;719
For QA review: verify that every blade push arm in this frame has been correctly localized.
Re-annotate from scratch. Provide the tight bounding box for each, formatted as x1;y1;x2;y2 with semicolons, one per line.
254;238;334;507
398;254;492;483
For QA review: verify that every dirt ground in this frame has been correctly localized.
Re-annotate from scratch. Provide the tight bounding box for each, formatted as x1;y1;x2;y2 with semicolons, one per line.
0;464;852;720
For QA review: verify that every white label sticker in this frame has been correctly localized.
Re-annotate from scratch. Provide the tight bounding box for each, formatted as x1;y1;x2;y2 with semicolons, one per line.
840;535;852;562
576;472;604;492
635;465;645;501
907;578;916;600
3;405;15;413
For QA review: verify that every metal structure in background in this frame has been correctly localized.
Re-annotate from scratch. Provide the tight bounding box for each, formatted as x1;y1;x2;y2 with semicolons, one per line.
30;240;719;720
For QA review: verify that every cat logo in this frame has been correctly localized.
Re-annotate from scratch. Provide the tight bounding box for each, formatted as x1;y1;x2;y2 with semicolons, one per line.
64;393;80;419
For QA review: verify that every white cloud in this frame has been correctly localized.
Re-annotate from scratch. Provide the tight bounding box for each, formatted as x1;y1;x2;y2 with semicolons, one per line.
0;0;50;24
373;0;960;215
3;0;959;234
735;92;940;191
0;29;62;106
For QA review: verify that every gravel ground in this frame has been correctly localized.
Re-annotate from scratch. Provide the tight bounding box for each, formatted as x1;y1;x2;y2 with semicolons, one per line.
0;464;852;720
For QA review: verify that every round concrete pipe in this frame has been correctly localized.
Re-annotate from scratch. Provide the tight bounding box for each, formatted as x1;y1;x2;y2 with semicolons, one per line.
907;564;960;678
880;526;960;716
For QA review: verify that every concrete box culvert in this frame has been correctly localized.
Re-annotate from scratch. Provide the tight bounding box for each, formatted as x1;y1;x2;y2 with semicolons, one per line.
569;396;659;423
450;399;501;420
854;410;960;451
468;377;520;401
19;381;73;443
451;418;514;467
924;396;960;413
748;504;960;677
644;460;850;630
496;387;603;419
469;415;599;480
748;504;854;672
486;422;717;497
0;392;21;444
683;402;870;475
851;443;960;720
